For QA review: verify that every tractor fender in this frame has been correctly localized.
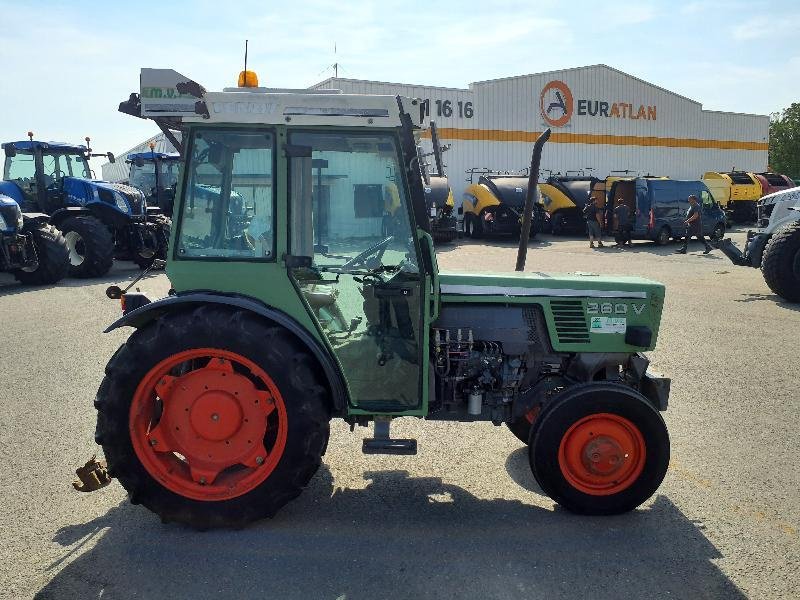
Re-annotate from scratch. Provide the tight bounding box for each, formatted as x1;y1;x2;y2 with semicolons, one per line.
104;292;348;412
0;181;24;204
21;212;51;228
49;206;93;227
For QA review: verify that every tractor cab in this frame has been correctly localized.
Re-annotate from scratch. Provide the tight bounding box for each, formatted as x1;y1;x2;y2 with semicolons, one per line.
1;140;94;212
127;151;181;217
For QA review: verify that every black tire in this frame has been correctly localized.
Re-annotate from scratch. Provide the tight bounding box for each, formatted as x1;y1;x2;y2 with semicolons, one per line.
551;213;565;236
132;219;170;269
730;201;756;224
508;414;535;444
94;306;331;529
61;216;114;278
761;220;800;302
711;222;725;242
655;226;671;246
12;223;69;285
529;382;669;515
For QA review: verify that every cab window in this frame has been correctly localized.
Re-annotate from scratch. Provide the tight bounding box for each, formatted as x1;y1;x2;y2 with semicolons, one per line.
176;129;274;260
700;190;714;206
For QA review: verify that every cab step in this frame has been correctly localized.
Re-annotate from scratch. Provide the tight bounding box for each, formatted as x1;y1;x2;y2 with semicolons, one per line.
362;418;417;455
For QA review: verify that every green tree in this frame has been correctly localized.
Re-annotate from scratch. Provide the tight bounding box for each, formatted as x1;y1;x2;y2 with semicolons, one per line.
769;103;800;179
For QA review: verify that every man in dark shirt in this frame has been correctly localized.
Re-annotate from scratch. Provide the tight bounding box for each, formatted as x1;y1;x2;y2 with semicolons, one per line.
584;196;604;248
675;195;712;254
613;200;632;247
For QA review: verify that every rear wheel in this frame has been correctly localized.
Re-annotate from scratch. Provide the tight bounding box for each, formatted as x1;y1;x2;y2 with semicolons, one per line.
61;216;114;277
656;226;671;246
13;223;69;285
761;220;800;302
529;383;669;515
95;306;331;528
132;219;170;269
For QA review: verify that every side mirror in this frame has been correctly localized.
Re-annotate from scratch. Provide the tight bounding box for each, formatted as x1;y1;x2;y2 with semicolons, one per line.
4;144;16;157
134;158;145;168
107;152;116;164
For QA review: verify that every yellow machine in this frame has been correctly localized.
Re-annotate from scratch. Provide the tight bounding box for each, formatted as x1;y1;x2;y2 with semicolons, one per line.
702;172;761;223
462;173;543;238
538;176;600;235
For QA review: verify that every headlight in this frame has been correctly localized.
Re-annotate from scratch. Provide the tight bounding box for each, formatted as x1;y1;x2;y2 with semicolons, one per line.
0;212;8;231
114;194;130;214
15;205;23;229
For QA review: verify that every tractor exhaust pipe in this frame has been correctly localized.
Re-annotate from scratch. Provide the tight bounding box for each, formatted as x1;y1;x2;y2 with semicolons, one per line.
516;128;551;272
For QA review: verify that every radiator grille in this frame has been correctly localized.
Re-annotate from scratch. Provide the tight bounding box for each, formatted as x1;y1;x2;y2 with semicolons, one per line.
550;299;589;344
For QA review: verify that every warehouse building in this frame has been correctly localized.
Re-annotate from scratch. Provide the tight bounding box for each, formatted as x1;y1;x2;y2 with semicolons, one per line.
105;64;770;207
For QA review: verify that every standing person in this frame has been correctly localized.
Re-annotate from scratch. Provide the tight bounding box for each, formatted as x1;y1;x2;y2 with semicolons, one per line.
583;195;604;248
675;194;712;254
613;200;631;247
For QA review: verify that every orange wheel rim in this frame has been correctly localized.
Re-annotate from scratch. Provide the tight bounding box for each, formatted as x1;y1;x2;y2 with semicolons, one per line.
129;348;287;502
557;412;646;496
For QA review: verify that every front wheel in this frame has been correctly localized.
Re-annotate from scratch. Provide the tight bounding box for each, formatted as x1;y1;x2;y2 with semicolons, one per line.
61;215;114;277
529;383;669;515
761;220;800;302
655;226;671;246
95;306;331;528
13;223;69;285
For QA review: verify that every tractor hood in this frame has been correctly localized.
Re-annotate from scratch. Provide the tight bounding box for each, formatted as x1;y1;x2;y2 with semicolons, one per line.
63;177;146;216
439;271;664;301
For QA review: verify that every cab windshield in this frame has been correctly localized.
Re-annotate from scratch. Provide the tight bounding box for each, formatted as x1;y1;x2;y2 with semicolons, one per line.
41;152;91;181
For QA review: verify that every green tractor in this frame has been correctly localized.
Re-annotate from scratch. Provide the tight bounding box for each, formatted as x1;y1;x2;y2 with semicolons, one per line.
94;69;671;528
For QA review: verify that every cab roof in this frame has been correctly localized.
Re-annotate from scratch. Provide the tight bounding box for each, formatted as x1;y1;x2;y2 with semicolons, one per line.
136;69;423;129
1;141;87;153
126;151;181;162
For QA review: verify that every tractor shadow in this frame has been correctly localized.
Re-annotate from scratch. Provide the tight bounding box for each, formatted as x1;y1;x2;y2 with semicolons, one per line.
735;293;800;312
0;262;162;298
37;466;745;600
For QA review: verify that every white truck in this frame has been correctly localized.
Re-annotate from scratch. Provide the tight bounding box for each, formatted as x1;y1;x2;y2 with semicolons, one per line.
718;187;800;302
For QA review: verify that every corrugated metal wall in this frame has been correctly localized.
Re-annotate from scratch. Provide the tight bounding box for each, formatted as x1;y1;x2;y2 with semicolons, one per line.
312;65;770;205
101;132;181;182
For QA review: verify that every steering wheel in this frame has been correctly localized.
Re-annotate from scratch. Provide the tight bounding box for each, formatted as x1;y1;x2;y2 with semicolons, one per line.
342;236;393;270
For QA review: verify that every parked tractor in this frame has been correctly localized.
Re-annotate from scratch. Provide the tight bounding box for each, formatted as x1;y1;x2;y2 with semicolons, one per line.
1;137;169;277
717;187;800;302
0;193;69;284
92;68;671;528
126;148;181;218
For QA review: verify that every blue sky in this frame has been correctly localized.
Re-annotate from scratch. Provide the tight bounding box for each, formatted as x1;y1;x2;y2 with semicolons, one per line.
0;0;797;167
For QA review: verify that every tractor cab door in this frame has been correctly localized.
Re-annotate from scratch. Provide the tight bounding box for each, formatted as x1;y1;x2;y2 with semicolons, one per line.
286;130;428;413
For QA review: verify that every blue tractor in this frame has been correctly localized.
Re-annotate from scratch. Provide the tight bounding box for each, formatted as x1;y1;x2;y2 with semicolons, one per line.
0;193;69;284
1;137;170;277
126;150;181;218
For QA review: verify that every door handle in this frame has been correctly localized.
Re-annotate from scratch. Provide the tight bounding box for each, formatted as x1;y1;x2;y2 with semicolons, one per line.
420;231;439;321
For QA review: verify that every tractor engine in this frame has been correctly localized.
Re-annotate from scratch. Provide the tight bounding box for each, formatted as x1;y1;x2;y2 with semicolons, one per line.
431;305;568;424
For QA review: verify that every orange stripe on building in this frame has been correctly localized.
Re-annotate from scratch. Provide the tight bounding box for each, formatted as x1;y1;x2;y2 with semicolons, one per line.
421;128;767;151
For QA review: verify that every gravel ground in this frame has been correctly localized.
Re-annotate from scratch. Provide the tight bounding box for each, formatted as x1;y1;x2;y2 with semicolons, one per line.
1;229;797;600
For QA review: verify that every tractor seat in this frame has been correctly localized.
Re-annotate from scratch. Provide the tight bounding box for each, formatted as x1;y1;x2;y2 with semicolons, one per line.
302;284;339;310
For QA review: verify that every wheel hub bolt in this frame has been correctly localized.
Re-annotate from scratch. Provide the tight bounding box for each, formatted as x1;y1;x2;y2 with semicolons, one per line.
211;413;220;422
199;477;206;485
255;456;264;465
149;439;157;446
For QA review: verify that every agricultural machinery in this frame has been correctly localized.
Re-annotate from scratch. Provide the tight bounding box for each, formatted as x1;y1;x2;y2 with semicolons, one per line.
0;193;69;285
718;187;800;302
462;170;546;239
127;149;181;217
1;137;170;277
418;123;457;243
92;68;672;528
